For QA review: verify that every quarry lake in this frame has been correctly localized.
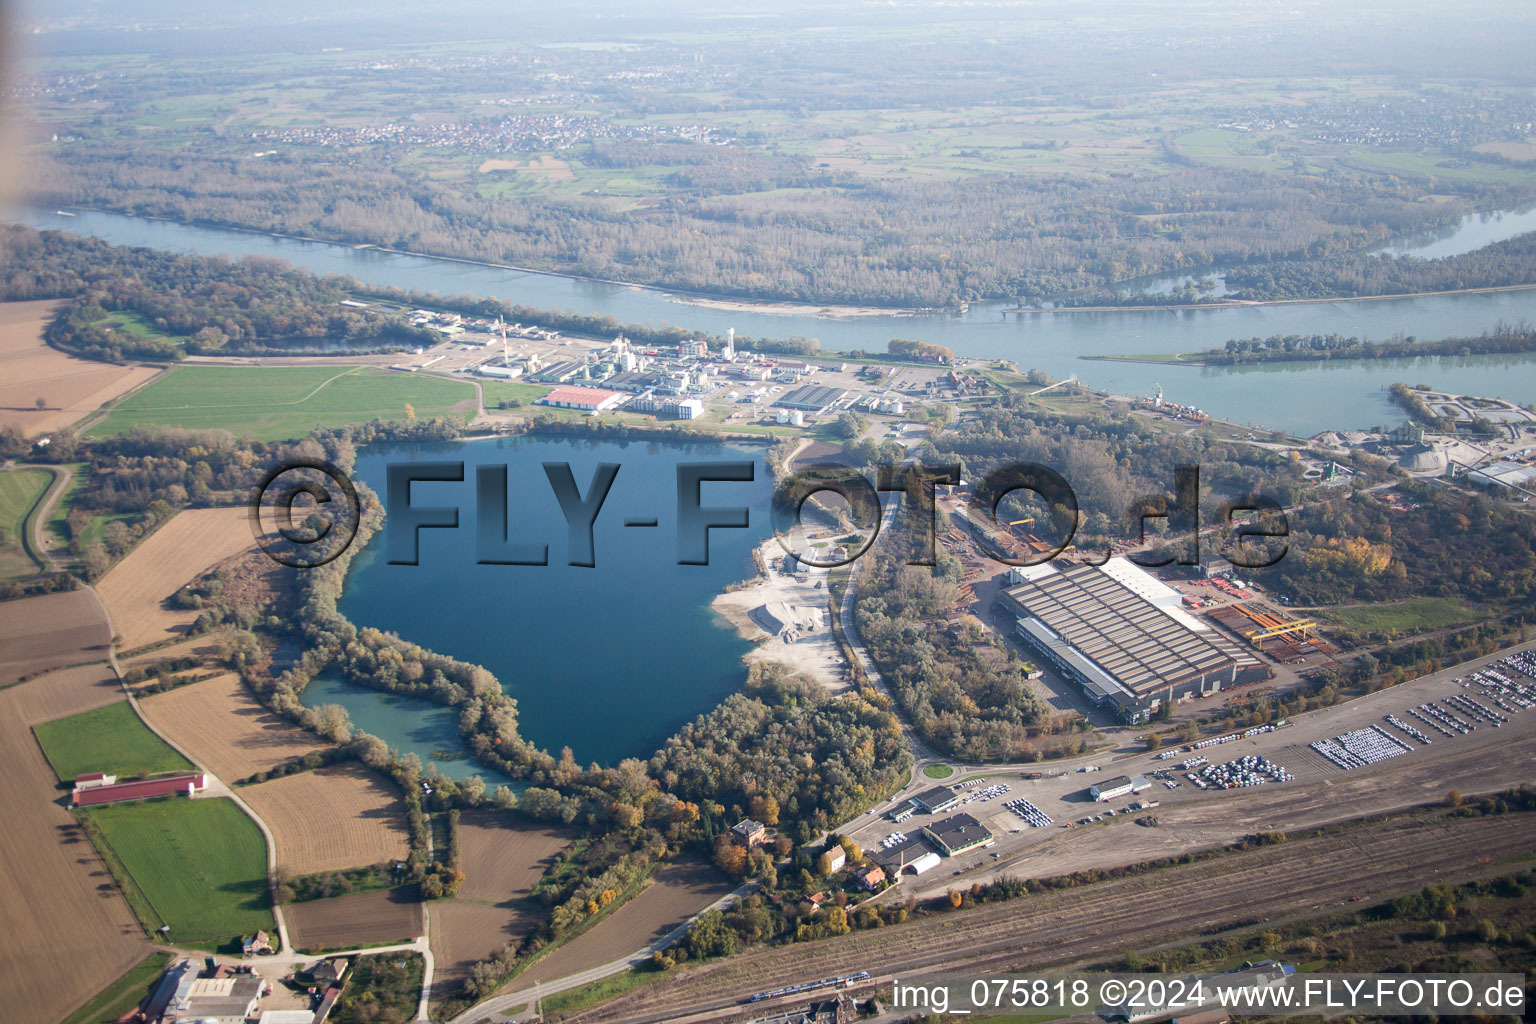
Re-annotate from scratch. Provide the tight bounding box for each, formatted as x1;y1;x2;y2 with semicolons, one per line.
315;433;773;768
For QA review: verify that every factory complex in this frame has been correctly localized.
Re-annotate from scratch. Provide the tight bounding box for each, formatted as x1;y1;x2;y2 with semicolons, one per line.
997;559;1270;723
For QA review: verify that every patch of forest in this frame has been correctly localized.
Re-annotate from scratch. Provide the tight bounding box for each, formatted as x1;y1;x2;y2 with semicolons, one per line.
31;146;1513;308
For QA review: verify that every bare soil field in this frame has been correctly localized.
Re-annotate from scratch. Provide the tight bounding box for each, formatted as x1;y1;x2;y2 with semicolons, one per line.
427;816;570;1003
519;859;731;988
477;156;574;178
139;672;325;781
430;899;547;1001
286;886;424;952
240;763;411;875
0;664;149;1024
96;506;255;650
456;811;570;903
0;587;110;685
0;299;161;437
577;811;1536;1024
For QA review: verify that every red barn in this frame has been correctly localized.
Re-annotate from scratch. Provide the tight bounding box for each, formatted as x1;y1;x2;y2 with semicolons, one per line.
72;773;207;806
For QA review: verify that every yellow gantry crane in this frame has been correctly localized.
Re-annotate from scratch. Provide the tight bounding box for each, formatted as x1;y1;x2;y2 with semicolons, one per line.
1245;618;1316;649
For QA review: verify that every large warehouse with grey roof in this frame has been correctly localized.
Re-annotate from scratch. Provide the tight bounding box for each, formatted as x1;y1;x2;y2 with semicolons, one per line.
997;558;1269;723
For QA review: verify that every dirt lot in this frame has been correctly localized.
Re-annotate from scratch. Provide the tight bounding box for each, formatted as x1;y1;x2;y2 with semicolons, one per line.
578;811;1536;1024
0;587;111;684
518;859;731;988
712;538;847;693
286;887;424;952
0;664;149;1024
0;299;161;437
96;506;255;651
240;763;411;876
456;811;570;903
139;672;325;781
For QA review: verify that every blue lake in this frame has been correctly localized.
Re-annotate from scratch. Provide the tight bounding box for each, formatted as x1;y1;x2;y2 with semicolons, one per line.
320;433;772;767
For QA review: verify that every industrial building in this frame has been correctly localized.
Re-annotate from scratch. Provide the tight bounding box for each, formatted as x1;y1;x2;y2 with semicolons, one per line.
144;961;264;1024
1466;460;1536;499
1090;774;1152;802
910;786;960;814
536;386;627;413
921;812;994;857
774;385;848;413
73;772;207;807
997;559;1269;723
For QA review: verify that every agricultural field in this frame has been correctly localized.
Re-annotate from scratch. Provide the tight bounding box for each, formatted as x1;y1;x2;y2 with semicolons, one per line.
140;673;324;781
0;299;162;437
427;814;571;1000
428;900;546;1003
83;795;275;944
0;665;151;1024
0;586;110;684
33;700;193;782
455;812;570;903
286;887;423;952
516;859;731;987
0;467;52;578
86;364;479;441
240;763;411;875
60;951;173;1024
95;505;254;651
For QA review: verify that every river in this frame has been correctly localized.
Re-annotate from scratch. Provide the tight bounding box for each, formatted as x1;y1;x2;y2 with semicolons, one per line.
12;206;1536;434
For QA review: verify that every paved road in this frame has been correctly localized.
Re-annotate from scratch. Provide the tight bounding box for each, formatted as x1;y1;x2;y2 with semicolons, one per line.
89;581;441;1021
448;879;755;1024
0;459;72;572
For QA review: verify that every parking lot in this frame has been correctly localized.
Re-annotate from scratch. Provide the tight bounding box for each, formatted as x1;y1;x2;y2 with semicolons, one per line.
850;639;1536;897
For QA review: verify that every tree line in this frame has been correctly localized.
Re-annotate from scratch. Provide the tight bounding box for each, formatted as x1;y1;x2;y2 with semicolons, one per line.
0;224;434;362
33;145;1509;308
1190;324;1536;365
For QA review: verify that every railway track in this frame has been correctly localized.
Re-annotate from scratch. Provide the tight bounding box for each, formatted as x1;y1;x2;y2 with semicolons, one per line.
572;810;1536;1024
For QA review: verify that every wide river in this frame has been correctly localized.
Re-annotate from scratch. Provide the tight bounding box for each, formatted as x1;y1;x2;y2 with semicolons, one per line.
319;434;772;767
13;206;1536;435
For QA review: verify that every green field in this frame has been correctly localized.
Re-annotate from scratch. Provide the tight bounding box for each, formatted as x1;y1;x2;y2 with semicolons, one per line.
83;796;275;944
476;378;552;408
61;951;173;1024
1321;596;1482;636
86;365;479;441
33;701;194;781
922;763;956;779
94;310;189;350
0;467;52;577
